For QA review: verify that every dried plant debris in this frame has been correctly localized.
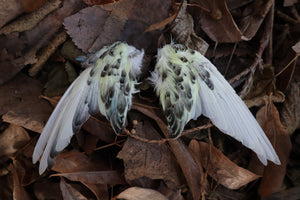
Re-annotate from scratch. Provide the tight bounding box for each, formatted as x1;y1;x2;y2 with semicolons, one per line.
64;0;171;53
243;65;285;108
170;1;209;54
0;0;61;35
0;0;299;199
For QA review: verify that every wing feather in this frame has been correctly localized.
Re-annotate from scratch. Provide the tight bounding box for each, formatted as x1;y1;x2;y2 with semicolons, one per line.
150;43;280;165
33;42;144;174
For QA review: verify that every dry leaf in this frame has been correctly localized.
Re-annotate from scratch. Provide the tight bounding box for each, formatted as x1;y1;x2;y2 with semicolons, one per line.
81;183;109;200
280;71;300;134
29;30;67;76
82;117;115;143
170;2;208;55
255;100;292;198
52;150;108;173
53;171;125;185
63;6;110;53
64;0;171;52
20;0;47;13
243;65;285;107
0;124;30;159
292;41;300;53
0;0;23;28
191;0;248;42
0;48;24;85
9;164;32;200
131;103;203;200
189;140;260;189
283;0;298;7
43;63;71;97
0;0;61;35
238;0;273;39
0;0;85;84
0;73;52;133
117;121;181;189
117;187;168;200
60;178;88;200
33;181;63;200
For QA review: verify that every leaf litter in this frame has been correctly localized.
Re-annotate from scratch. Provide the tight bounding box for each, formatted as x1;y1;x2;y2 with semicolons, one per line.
0;0;299;199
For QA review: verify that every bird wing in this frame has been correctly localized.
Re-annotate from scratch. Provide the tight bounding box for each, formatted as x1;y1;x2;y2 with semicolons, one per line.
150;43;280;165
33;42;144;174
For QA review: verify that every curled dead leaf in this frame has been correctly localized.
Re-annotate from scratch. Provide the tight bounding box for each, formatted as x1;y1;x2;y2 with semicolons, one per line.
117;121;181;189
60;178;88;200
117;187;168;200
243;65;285;107
170;2;208;55
189;140;260;190
255;99;292;198
0;124;30;159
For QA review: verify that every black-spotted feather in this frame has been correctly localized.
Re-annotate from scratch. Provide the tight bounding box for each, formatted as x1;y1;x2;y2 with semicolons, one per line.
33;42;144;174
149;43;280;166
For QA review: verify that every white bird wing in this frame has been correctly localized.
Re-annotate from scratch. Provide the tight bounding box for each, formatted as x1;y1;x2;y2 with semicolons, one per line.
33;42;144;174
150;43;280;165
192;53;280;165
32;66;100;174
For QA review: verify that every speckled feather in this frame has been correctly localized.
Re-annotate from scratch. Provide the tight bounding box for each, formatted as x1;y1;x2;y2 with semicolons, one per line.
33;42;144;174
149;43;280;166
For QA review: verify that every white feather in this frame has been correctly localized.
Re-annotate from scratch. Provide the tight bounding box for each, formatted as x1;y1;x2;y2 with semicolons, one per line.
33;42;144;174
150;43;280;165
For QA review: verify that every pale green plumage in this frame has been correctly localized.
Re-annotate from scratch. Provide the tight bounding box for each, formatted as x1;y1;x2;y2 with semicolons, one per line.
149;42;280;166
33;42;144;174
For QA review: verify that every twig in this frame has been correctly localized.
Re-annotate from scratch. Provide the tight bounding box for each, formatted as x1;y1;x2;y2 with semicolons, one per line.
124;128;171;145
29;30;67;76
224;42;237;77
181;123;214;136
275;53;300;78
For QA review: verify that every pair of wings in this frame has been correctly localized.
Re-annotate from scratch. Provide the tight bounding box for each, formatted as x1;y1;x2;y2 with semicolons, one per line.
32;42;144;174
33;42;280;174
149;43;280;166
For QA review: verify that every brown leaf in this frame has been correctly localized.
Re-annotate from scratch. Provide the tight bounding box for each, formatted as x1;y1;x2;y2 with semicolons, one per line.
52;170;125;185
117;120;182;189
191;0;248;42
0;124;30;159
170;2;208;55
243;65;285;107
64;0;171;52
20;0;47;13
117;187;168;200
63;6;110;53
0;48;24;85
60;178;88;200
81;183;109;200
28;30;67;76
189;140;260;189
33;181;63;200
83;0;118;6
238;0;273;39
43;63;72;97
0;0;61;35
131;103;203;200
82;117;115;144
0;0;23;28
280;71;300;135
0;73;52;133
8;164;32;200
52;150;108;173
145;13;177;33
255;100;291;198
0;0;85;84
292;41;300;53
283;0;298;7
